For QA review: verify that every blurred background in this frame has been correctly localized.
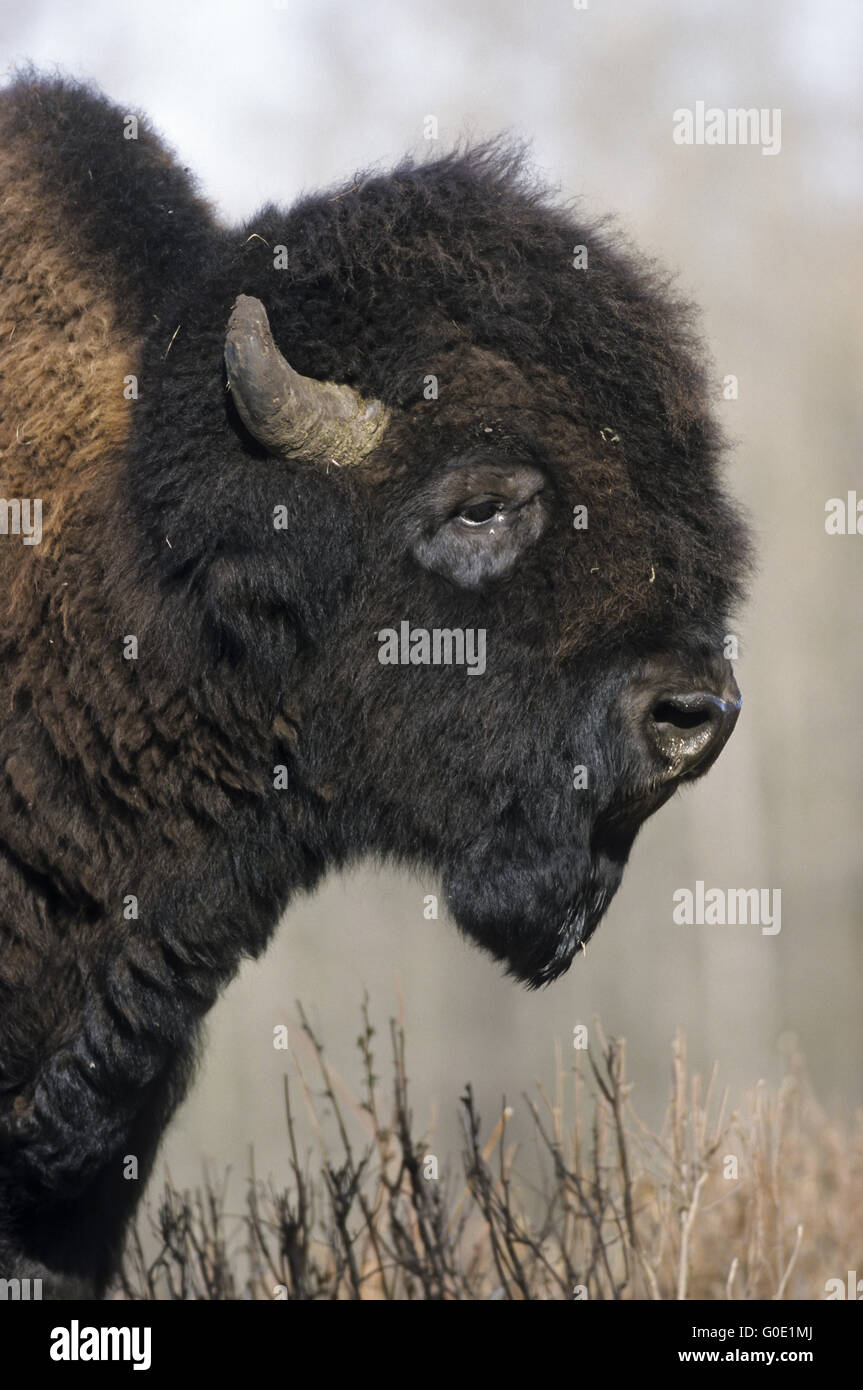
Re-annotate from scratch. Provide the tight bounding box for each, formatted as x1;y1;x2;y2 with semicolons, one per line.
2;0;861;1194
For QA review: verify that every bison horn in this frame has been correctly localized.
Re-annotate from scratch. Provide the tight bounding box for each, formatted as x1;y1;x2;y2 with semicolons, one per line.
224;295;389;466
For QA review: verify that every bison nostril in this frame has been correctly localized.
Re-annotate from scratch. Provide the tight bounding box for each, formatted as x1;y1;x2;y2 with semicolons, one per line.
651;698;714;732
646;690;740;775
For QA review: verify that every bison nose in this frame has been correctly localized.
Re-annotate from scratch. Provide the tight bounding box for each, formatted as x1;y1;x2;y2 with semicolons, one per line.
645;681;741;777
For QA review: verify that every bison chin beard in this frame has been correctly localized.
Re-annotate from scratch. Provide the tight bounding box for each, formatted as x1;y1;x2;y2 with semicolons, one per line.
442;841;626;989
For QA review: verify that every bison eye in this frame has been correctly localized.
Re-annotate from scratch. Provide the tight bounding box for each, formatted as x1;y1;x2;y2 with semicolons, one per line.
411;461;549;589
456;499;507;527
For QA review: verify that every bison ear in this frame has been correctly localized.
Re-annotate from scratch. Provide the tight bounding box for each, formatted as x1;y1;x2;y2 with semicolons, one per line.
224;295;389;466
195;457;361;694
186;295;380;692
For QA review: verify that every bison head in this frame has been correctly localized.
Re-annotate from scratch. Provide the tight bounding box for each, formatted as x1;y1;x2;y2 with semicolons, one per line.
194;149;750;988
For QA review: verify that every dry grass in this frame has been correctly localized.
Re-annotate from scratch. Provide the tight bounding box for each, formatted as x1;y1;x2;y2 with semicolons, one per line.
118;1001;862;1300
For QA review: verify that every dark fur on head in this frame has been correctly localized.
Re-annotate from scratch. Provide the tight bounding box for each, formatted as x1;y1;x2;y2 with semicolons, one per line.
0;70;750;1295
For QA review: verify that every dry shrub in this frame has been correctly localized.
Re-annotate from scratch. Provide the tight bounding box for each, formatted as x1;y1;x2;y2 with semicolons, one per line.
119;1002;862;1300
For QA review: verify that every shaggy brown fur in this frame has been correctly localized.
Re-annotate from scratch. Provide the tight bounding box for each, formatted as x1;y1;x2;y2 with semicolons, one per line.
0;123;136;521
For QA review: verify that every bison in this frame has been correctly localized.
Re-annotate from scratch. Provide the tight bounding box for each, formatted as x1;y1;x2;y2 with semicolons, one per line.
0;72;750;1297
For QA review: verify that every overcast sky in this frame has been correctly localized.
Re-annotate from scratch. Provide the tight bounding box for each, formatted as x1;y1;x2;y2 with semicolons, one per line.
3;0;861;222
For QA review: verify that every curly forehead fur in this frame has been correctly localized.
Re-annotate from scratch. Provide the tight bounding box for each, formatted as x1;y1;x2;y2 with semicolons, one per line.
0;70;750;1298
